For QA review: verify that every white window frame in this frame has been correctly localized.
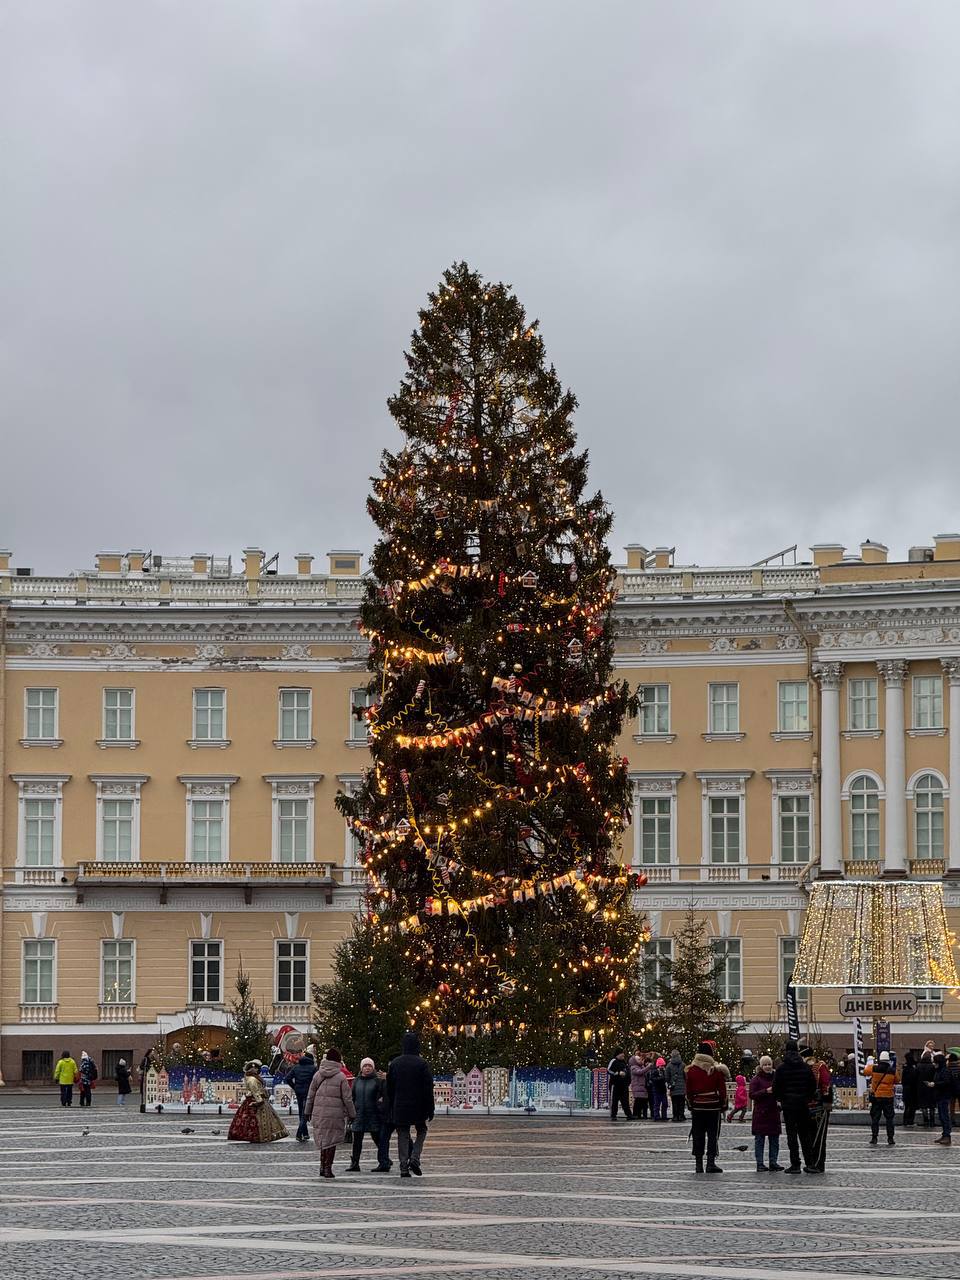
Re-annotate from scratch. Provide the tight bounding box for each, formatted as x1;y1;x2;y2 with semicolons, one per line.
22;938;57;1005
189;939;224;1005
847;677;879;732
706;682;741;738
275;688;315;748
912;675;944;731
92;775;147;863
779;936;808;1002
843;770;884;863
180;776;238;863
711;937;742;1003
265;775;322;863
765;771;815;870
776;681;810;735
13;775;70;870
638;684;671;737
908;769;947;861
101;938;136;1005
190;688;228;747
630;774;682;874
697;772;751;871
101;688;136;744
348;687;374;746
22;687;61;746
275;938;310;1004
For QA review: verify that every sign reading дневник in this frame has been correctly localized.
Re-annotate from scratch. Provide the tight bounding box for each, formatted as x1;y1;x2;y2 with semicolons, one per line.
838;992;918;1019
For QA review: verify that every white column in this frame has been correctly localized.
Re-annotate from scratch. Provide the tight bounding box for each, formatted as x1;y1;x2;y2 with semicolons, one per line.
878;659;907;876
943;658;960;875
814;663;843;876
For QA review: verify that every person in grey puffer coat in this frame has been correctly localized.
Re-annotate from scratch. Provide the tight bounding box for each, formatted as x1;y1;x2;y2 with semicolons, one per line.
665;1048;686;1121
347;1057;385;1172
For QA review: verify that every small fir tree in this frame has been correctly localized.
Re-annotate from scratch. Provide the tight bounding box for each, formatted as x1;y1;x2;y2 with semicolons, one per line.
223;967;269;1072
336;262;647;1066
644;910;743;1066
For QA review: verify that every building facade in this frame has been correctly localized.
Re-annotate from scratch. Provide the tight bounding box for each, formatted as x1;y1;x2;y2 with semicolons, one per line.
1;537;959;1082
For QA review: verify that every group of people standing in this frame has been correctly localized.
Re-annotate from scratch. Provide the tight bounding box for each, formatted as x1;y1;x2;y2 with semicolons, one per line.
608;1048;688;1121
53;1049;129;1106
230;1031;436;1181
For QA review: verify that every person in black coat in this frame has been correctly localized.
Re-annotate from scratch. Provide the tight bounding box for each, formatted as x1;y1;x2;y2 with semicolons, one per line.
900;1049;919;1127
772;1042;817;1173
115;1058;132;1105
284;1046;317;1142
386;1031;435;1178
917;1050;937;1127
607;1049;632;1121
347;1057;385;1171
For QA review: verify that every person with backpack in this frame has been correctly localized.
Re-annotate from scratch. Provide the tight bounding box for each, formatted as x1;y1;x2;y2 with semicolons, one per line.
647;1056;668;1121
77;1051;98;1107
607;1049;632;1121
284;1044;318;1142
865;1050;898;1147
685;1041;731;1173
664;1048;686;1122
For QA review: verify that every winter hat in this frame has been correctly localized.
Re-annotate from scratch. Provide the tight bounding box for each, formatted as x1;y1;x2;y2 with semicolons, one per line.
81;1051;89;1060
305;1043;317;1058
655;1057;666;1068
742;1049;754;1058
697;1042;713;1056
118;1059;126;1066
879;1050;891;1062
360;1057;375;1071
759;1055;774;1071
325;1047;343;1063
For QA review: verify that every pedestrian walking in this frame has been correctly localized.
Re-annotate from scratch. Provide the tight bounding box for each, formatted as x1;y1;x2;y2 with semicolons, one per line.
115;1058;132;1105
648;1056;668;1121
749;1055;782;1171
801;1045;833;1172
865;1050;898;1147
933;1053;953;1146
686;1041;730;1174
77;1051;98;1107
727;1074;749;1122
918;1049;937;1127
347;1057;385;1171
900;1049;919;1127
304;1049;355;1177
227;1060;289;1145
386;1031;435;1179
283;1043;317;1142
607;1049;632;1121
53;1049;78;1107
629;1049;649;1119
948;1052;960;1124
773;1041;818;1174
665;1048;686;1122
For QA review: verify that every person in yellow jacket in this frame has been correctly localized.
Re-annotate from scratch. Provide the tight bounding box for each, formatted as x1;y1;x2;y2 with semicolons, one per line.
53;1049;79;1107
865;1050;899;1146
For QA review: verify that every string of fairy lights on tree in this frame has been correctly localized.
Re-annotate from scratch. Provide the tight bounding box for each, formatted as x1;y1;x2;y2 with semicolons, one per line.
336;263;648;1047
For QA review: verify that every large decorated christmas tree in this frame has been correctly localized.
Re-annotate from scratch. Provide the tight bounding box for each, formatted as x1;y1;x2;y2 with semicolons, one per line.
330;263;648;1067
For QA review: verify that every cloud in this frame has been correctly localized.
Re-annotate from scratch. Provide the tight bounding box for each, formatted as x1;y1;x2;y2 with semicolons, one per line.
2;0;959;572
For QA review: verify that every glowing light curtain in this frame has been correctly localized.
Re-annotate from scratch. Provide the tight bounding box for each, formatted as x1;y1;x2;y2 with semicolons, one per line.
793;880;958;988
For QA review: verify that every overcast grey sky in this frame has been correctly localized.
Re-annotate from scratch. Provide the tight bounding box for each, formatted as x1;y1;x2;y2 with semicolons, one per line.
3;1;960;573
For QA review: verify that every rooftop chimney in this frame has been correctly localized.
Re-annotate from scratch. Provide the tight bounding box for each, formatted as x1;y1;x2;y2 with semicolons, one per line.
0;549;10;574
295;553;314;577
810;543;845;567
327;550;362;576
242;547;264;580
652;546;673;570
933;533;960;562
96;551;123;575
860;540;888;564
127;550;146;573
192;553;210;577
624;544;649;571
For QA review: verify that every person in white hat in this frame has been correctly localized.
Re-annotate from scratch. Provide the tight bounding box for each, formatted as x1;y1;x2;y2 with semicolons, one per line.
347;1057;385;1172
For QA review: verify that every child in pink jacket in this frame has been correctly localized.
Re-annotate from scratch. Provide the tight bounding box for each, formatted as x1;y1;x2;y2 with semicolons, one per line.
727;1073;749;1122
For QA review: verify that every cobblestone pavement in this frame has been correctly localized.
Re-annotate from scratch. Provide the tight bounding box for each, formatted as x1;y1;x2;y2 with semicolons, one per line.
0;1104;957;1279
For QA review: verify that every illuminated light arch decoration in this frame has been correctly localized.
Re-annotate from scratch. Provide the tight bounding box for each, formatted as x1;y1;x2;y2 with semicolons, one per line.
793;880;958;989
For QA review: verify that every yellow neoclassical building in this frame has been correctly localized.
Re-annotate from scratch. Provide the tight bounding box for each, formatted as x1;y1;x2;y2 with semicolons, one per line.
1;537;959;1082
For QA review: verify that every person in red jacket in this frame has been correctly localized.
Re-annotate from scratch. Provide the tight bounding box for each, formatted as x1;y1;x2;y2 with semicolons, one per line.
685;1041;731;1174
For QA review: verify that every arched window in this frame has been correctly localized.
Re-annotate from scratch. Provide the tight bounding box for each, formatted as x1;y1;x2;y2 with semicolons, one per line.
849;776;880;862
914;773;944;860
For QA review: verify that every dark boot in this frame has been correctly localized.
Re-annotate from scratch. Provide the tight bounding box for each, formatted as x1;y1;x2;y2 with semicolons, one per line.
705;1163;723;1173
695;1157;704;1173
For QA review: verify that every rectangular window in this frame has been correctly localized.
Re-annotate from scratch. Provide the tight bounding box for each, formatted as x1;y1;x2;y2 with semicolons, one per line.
643;937;673;998
778;681;809;732
23;939;55;1004
708;683;739;734
913;676;943;729
101;799;134;862
103;689;134;740
191;800;224;863
848;678;878;731
709;795;741;863
276;940;308;1003
350;688;373;740
193;688;226;741
102;940;134;1004
639;684;670;735
638;796;672;864
190;940;223;1004
778;795;810;864
279;689;312;741
779;936;808;1001
25;688;58;740
278;798;309;862
711;938;742;1003
24;799;56;866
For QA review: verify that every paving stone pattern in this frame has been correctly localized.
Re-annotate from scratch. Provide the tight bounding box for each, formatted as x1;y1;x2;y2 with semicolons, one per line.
0;1104;957;1279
